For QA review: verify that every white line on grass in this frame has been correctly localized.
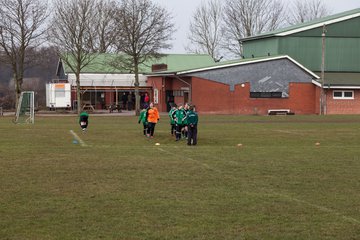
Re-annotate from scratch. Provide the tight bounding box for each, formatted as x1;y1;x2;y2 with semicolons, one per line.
272;129;307;136
69;130;87;147
158;145;360;225
157;147;212;171
247;190;360;225
274;192;360;225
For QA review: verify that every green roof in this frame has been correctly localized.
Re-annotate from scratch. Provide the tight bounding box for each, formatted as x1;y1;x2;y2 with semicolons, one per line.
314;72;360;86
241;8;360;42
148;55;280;75
148;55;319;79
61;53;215;74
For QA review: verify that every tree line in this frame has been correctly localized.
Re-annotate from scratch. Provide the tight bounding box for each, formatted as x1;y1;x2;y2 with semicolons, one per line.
186;0;331;61
0;0;330;114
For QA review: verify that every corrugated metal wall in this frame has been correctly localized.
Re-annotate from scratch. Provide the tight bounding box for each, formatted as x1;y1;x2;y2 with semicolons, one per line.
243;17;360;73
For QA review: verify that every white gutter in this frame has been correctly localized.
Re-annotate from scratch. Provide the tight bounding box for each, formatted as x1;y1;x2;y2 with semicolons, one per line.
286;56;320;79
312;80;322;87
312;80;360;89
277;13;360;36
146;73;175;77
177;56;287;75
326;85;360;89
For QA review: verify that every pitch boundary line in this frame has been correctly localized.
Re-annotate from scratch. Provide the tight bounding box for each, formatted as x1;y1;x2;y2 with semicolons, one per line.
157;147;213;171
275;192;360;225
69;130;87;147
158;145;360;225
204;150;360;224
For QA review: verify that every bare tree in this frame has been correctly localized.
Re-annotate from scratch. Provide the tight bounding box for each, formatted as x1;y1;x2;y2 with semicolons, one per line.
287;0;331;25
0;0;48;107
223;0;286;57
0;82;15;109
92;0;118;53
113;0;175;115
186;0;224;62
49;0;109;114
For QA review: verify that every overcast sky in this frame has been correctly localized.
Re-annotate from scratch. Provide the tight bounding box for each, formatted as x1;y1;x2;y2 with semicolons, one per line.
151;0;360;53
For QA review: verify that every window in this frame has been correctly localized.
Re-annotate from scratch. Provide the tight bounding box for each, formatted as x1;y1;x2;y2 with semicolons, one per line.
55;84;65;98
333;90;354;99
172;90;184;97
250;92;283;98
55;89;65;98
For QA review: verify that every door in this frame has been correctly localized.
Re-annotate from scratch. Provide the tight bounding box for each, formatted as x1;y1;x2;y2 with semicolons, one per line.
184;91;189;104
166;90;174;112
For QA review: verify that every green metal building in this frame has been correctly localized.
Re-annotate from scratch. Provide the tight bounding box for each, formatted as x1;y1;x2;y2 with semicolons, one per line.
241;8;360;86
240;8;360;114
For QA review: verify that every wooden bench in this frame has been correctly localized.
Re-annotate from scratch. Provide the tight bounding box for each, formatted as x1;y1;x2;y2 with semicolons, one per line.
82;101;95;112
268;109;294;115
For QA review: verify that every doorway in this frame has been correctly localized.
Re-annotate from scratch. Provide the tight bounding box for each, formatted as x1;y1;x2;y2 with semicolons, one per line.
184;91;189;104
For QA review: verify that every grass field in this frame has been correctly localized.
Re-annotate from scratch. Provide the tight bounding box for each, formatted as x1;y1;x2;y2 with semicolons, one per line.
1;114;360;239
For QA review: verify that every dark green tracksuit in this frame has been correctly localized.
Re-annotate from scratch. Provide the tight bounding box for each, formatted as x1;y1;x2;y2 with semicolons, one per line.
169;108;176;135
173;108;186;141
186;110;198;145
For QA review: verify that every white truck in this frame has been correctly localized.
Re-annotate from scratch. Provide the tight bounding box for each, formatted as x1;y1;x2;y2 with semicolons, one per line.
46;83;72;110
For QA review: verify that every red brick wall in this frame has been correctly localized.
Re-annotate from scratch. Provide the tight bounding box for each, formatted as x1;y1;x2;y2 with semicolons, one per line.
147;76;193;112
148;76;320;114
192;78;233;114
326;89;360;114
147;76;166;112
191;77;318;115
315;86;321;115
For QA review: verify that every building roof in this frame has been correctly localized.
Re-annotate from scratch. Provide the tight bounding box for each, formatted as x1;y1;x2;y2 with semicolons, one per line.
148;55;319;79
313;72;360;88
241;8;360;42
60;53;215;74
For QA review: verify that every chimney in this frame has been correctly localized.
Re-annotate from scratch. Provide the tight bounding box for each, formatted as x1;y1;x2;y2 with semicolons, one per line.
152;64;168;72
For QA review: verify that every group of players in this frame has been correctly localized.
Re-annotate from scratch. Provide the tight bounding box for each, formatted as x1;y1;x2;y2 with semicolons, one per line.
169;103;198;145
79;101;198;145
139;102;198;146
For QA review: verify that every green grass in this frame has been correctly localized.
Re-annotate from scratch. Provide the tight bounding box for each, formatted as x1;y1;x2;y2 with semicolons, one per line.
1;114;360;239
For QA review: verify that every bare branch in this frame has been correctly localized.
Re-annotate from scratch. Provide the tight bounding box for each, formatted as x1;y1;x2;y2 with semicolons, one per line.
48;0;105;114
223;0;286;57
113;0;175;115
287;0;331;25
91;0;118;53
0;0;48;104
186;0;224;61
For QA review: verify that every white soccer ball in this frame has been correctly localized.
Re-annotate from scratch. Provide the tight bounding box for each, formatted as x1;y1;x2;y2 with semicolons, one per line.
155;143;160;146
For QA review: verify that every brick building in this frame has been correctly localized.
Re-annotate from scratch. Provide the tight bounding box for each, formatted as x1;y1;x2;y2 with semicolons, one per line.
147;56;320;115
54;54;214;110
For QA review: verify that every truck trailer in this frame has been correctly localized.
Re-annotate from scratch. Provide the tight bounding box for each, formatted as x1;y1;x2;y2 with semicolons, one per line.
46;83;71;110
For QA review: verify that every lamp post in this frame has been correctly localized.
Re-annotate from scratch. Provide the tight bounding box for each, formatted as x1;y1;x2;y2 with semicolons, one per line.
320;24;327;115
